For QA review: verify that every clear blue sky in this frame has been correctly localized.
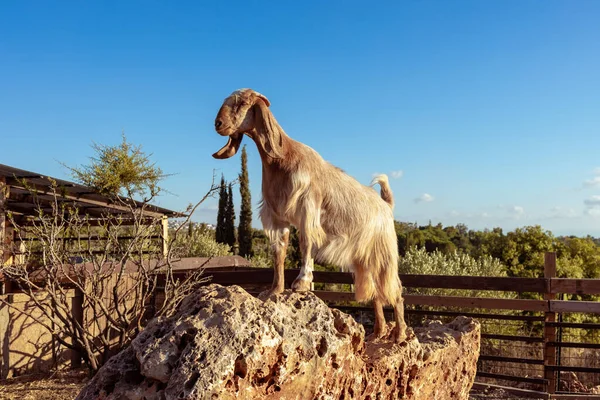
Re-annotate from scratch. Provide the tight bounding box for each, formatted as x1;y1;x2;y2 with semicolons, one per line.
1;1;599;236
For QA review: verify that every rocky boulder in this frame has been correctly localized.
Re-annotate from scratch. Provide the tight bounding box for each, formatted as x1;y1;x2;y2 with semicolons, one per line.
77;284;480;400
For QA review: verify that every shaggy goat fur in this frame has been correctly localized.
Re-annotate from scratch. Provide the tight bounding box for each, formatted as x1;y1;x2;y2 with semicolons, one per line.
213;88;406;340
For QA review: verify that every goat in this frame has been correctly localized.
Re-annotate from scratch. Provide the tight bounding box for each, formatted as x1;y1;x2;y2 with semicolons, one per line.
212;88;407;342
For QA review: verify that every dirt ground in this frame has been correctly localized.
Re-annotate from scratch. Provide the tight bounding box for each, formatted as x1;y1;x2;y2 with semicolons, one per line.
0;372;540;400
0;370;88;400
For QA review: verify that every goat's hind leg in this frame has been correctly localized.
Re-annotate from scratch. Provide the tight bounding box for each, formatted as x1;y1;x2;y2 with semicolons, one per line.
392;296;408;343
371;298;387;339
291;232;314;292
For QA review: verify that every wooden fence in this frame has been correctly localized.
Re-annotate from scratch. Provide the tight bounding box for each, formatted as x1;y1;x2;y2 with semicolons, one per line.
202;252;600;397
3;252;600;397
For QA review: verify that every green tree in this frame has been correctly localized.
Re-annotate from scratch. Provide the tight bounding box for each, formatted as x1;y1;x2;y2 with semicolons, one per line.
419;223;456;254
238;145;253;257
225;183;236;251
66;133;166;199
501;226;556;277
445;224;472;253
469;227;506;261
557;236;600;279
215;175;227;244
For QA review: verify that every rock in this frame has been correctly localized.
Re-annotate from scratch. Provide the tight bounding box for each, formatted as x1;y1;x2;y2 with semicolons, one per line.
559;371;589;393
77;284;480;400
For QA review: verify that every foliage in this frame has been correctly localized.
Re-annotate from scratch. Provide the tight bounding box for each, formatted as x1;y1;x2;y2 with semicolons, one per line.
399;246;512;299
558;236;600;279
248;252;273;269
172;223;231;258
399;246;507;277
238;145;253;257
395;222;600;280
65;133;166;199
395;221;456;255
501;226;557;278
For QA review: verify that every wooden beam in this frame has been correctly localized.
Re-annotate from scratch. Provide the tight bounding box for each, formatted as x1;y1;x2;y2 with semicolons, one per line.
404;294;548;311
0;177;14;297
478;355;544;365
333;306;545;321
8;191;133;219
549;300;600;314
161;216;169;258
7;178;166;218
545;321;600;329
546;341;600;349
482;333;544;343
71;288;84;368
400;274;546;293
545;365;600;373
0;177;10;265
544;252;558;394
205;268;548;293
476;371;547;385
550;278;600;295
471;382;550;399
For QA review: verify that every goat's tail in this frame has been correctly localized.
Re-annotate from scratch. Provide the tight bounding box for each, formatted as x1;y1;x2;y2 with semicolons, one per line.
353;232;402;306
371;174;394;209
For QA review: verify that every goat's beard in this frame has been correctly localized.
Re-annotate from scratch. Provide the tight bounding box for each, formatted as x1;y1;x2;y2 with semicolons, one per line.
212;132;243;159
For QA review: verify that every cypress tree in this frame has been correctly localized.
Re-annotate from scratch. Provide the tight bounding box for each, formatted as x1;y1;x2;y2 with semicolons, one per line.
225;183;236;251
238;145;253;257
215;175;227;244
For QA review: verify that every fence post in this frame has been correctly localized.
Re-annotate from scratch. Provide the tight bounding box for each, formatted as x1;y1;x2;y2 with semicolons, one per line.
0;176;8;265
71;287;84;368
544;252;557;394
161;216;169;259
0;177;13;301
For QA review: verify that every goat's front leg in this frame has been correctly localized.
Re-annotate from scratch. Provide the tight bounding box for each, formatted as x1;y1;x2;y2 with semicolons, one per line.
265;226;290;296
292;234;313;292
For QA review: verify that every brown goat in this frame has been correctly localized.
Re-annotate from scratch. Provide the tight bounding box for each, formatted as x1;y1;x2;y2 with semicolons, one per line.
212;88;407;342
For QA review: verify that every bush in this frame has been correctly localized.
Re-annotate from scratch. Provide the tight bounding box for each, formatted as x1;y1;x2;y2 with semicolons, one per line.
173;226;232;258
399;246;513;301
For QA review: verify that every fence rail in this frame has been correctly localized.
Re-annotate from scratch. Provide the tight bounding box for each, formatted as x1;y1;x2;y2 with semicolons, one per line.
205;270;600;314
202;252;600;395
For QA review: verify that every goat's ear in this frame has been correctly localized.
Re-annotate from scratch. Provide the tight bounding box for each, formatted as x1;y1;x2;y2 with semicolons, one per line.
254;92;270;107
254;100;284;159
212;133;243;159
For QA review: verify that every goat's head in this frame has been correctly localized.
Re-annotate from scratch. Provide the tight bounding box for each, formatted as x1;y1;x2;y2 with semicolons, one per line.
213;88;283;159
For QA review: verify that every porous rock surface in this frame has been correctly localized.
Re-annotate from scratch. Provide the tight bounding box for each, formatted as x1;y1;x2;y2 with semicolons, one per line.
76;284;480;400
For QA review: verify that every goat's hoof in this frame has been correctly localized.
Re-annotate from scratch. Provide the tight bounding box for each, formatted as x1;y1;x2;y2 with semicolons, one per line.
291;278;312;292
392;324;408;344
368;325;387;342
